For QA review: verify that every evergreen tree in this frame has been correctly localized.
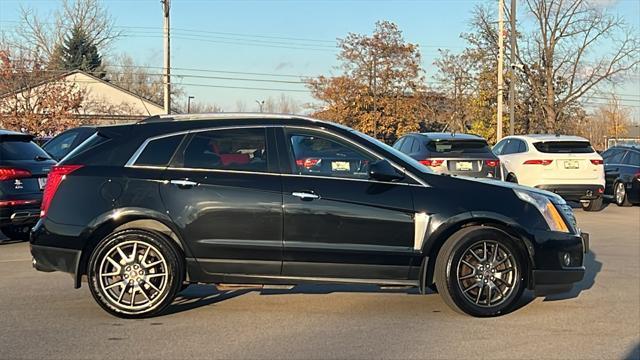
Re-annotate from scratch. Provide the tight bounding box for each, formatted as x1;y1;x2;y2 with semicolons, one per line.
50;26;105;78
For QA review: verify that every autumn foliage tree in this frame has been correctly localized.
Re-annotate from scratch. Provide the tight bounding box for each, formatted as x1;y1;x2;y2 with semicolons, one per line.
0;50;84;135
307;21;427;143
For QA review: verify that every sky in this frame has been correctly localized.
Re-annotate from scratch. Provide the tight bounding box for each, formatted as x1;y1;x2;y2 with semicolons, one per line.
0;0;639;119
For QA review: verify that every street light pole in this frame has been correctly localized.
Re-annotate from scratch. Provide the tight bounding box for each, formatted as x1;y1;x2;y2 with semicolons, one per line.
187;96;194;114
255;100;265;113
497;0;505;141
509;0;516;136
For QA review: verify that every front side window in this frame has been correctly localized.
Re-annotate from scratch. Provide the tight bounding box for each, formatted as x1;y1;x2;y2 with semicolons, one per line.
400;138;414;153
288;132;375;179
392;138;405;150
625;151;640;166
179;128;268;172
43;130;79;160
135;134;185;167
493;139;508;155
501;140;520;155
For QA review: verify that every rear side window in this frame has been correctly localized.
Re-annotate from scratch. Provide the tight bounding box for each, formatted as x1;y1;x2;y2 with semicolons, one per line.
180;128;268;172
135;135;184;167
43;130;80;160
625;151;639;165
0;140;50;160
427;140;491;154
534;141;594;154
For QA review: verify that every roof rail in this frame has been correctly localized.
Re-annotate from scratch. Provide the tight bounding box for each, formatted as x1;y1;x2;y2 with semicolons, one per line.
137;112;315;124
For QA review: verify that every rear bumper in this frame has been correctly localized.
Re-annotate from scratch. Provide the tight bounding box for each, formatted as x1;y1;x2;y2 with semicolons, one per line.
535;184;604;201
30;244;81;274
0;206;40;227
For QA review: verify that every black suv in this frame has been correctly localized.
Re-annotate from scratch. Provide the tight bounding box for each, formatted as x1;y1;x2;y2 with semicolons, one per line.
393;133;501;179
0;130;55;240
31;114;588;318
601;145;640;206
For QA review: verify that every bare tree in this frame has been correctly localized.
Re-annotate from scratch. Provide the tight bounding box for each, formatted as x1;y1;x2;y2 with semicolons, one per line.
12;0;121;61
188;101;223;113
235;99;247;112
472;1;639;132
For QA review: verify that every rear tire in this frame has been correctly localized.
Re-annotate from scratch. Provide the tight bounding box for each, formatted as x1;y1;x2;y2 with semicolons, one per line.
614;182;632;207
87;229;184;318
581;196;603;212
506;173;518;184
434;227;525;317
1;225;31;241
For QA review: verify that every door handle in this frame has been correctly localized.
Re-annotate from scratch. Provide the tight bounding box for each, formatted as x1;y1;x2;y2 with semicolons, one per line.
292;191;319;200
169;179;198;188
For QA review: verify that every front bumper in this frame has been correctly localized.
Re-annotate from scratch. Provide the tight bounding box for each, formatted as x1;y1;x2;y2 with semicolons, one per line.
530;230;588;295
535;184;604;201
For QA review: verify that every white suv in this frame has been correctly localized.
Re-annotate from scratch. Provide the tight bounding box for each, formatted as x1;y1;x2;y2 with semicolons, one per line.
493;135;605;211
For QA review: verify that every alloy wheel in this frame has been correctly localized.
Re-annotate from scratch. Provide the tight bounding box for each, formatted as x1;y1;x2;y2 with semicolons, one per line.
616;183;626;205
97;240;169;311
456;240;518;308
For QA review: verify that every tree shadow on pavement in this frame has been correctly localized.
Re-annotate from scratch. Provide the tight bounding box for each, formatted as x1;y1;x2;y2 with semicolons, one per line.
543;250;602;301
624;342;640;360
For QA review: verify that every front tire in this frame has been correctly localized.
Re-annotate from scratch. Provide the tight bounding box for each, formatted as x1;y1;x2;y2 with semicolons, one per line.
87;229;184;318
614;182;632;207
581;196;603;212
434;227;525;317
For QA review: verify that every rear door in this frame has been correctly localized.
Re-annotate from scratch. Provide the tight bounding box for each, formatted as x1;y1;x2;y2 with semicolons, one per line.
159;127;283;276
278;127;416;280
603;149;625;194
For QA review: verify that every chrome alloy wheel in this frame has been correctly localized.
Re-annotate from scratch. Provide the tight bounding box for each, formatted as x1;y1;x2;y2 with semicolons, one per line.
456;240;518;308
616;182;626;205
98;240;169;311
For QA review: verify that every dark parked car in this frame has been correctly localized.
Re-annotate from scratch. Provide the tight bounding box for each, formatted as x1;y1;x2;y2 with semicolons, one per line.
393;133;501;179
31;114;588;318
601;145;640;206
42;126;97;161
0;130;55;240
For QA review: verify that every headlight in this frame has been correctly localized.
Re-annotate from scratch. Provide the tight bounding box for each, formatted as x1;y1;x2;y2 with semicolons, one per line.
514;189;569;232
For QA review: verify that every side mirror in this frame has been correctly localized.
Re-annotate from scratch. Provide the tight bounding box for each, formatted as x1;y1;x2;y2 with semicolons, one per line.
368;159;404;182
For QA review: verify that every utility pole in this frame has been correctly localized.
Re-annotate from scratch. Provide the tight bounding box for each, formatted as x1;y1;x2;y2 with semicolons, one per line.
372;54;378;139
162;0;171;115
509;0;516;136
255;100;264;113
497;0;505;141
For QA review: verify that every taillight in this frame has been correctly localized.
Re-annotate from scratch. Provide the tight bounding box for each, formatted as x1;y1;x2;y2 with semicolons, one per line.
523;159;553;165
590;159;603;165
40;165;83;218
419;159;444;167
295;158;321;169
0;168;31;181
0;199;39;207
485;159;500;167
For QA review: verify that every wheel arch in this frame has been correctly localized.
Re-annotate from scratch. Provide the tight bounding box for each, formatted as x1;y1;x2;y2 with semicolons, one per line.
421;213;536;292
74;207;189;288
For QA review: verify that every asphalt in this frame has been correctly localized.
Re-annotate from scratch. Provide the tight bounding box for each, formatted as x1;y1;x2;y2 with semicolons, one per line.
0;204;639;359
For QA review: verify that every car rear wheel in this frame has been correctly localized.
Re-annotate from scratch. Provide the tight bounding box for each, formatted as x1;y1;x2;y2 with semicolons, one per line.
1;225;31;241
506;173;518;184
435;227;525;317
614;182;632;207
581;196;603;212
88;229;184;318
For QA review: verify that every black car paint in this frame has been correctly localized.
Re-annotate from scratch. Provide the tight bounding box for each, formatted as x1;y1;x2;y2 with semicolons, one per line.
0;131;55;229
30;117;585;295
602;146;640;204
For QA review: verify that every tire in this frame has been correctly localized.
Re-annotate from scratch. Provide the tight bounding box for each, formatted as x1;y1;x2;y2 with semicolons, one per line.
434;226;525;317
581;196;604;212
506;173;518;184
614;182;632;207
87;229;184;318
1;225;31;241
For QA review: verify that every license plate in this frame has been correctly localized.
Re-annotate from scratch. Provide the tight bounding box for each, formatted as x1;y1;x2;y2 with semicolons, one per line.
38;177;47;190
564;160;579;169
331;161;351;172
455;162;473;171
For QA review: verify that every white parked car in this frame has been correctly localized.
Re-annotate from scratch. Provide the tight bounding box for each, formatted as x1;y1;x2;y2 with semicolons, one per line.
493;134;605;211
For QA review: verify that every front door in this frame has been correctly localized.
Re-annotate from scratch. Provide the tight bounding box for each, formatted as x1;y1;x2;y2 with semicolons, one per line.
160;127;283;276
278;128;416;280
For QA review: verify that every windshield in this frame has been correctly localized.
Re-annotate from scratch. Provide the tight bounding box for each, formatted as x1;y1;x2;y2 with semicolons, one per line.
533;141;594;154
427;140;491;154
349;130;433;174
0;140;51;160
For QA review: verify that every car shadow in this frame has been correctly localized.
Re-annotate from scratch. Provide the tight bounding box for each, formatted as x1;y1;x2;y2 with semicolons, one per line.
543;250;602;301
162;284;254;316
0;239;25;246
566;200;610;211
624;342;640;360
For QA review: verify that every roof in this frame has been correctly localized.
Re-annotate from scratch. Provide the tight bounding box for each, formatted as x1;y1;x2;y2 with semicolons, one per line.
417;132;486;141
508;134;589;142
140;112;348;129
0;129;27;136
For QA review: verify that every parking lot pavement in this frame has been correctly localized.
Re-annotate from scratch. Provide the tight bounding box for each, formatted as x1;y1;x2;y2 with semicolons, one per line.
0;205;638;360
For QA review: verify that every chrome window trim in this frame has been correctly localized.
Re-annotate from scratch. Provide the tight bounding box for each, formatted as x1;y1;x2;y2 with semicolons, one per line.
125;124;428;187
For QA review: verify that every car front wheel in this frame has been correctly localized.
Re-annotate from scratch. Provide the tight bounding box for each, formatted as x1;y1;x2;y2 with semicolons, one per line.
435;227;525;317
87;229;184;318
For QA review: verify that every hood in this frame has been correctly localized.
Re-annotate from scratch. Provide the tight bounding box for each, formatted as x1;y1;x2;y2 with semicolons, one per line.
457;176;566;204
